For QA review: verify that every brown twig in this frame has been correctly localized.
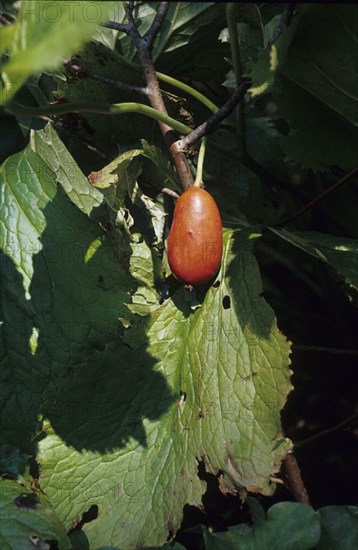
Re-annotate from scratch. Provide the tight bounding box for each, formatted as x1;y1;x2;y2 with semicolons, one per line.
295;412;358;449
0;13;12;25
273;167;358;228
124;1;194;190
173;80;251;152
41;116;111;162
144;2;169;50
64;61;148;97
102;20;131;34
283;451;311;505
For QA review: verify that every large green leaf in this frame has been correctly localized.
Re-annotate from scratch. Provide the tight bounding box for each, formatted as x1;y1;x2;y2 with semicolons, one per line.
273;5;358;171
0;138;143;449
270;229;358;292
317;506;358;550
0;1;109;105
281;5;358;128
0;479;71;550
222;5;300;98
117;2;223;62
30;124;104;217
115;2;228;81
202;498;320;550
273;76;358;172
36;229;292;548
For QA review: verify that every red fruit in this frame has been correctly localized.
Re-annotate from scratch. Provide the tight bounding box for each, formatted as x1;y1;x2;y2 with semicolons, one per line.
167;187;223;286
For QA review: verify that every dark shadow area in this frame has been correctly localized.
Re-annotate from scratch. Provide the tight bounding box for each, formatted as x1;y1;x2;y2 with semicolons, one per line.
0;113;28;164
226;228;273;341
0;251;44;465
256;231;358;508
171;285;210;318
174;460;252;549
1;183;174;459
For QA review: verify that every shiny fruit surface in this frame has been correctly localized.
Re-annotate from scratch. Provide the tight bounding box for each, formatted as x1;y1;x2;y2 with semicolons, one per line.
167;187;223;286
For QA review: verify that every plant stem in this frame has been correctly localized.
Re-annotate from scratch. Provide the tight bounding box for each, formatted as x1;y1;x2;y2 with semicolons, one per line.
0;13;12;25
194;138;207;188
102;20;131;34
143;1;169;50
273;167;358;227
283;452;311;505
295;413;358;449
7;101;192;135
226;3;246;158
125;1;194;190
157;72;219;114
66;59;219;112
88;46;220;114
64;62;148;96
175;80;251;151
43;117;111;161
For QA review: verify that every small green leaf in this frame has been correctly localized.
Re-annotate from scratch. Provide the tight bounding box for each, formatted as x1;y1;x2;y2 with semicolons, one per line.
89;149;143;232
248;7;301;97
0;446;31;478
317;506;358;550
270;229;358;292
281;5;358;128
1;1;109;105
0;479;71;550
202;498;320;550
141;139;180;192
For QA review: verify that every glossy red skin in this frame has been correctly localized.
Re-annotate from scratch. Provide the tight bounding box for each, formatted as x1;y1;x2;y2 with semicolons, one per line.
167;188;223;286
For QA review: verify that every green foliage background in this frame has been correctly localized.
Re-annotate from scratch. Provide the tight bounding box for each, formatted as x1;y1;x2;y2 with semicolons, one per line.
0;2;357;549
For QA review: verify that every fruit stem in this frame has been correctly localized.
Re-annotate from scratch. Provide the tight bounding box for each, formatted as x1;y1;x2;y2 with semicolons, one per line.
6;101;193;136
194;138;207;188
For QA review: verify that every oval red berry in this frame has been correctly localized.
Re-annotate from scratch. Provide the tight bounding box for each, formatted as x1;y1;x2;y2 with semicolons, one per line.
167;188;223;286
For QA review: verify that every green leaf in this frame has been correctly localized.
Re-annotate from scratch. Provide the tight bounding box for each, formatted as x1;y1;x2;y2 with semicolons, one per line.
281;5;358;128
127;235;161;317
273;76;358;172
117;2;223;63
88;148;143;231
202;498;320;550
0;141;141;449
92;2;126;50
154;2;222;58
270;229;358;292
116;3;228;82
0;446;31;478
317;506;358;550
0;479;71;550
205;134;287;226
36;229;292;548
0;1;109;105
30;124;104;217
272;5;358;171
141;139;181;192
89;146;167;246
222;5;300;98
